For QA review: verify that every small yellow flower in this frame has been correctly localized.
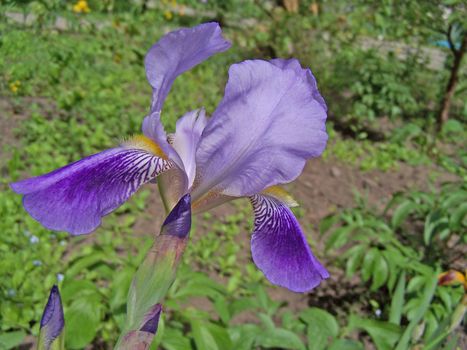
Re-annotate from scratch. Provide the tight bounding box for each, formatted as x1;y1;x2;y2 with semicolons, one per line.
164;10;173;20
9;80;21;94
73;0;90;14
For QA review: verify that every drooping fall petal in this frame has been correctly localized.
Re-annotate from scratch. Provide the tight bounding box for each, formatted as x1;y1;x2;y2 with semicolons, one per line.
249;194;329;292
11;147;171;235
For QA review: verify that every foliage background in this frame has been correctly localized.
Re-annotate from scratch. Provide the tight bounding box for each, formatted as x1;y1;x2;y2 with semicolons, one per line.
0;0;466;349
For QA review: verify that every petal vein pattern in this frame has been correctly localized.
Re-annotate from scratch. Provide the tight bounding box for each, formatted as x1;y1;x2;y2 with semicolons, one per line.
11;148;172;235
193;60;328;199
250;194;329;292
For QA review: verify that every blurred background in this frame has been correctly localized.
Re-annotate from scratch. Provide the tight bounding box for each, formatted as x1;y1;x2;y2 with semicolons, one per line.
0;0;466;349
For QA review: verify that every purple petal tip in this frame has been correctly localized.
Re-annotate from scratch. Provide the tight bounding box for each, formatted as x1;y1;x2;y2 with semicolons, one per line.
140;304;162;334
40;285;64;341
162;194;191;238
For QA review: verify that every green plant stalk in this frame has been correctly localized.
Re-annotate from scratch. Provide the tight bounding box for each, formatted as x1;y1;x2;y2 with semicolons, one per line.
394;272;439;350
114;234;188;349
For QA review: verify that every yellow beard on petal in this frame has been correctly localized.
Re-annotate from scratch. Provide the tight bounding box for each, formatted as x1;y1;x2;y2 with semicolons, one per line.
122;135;167;159
262;185;299;207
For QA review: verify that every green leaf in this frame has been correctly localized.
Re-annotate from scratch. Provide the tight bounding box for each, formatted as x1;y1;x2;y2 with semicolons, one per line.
395;272;438;350
173;273;226;300
229;298;258;317
450;202;467;230
255;328;306;350
389;271;406;325
345;245;366;277
190;319;232;350
60;280;100;304
362;248;379;282
300;308;339;350
371;253;389;290
229;324;260;350
325;226;355;251
0;331;26;350
391;200;416;228
319;214;339;234
348;315;401;350
328;339;364;350
109;267;134;311
161;328;192;350
213;296;231;324
65;299;101;349
65;252;111;279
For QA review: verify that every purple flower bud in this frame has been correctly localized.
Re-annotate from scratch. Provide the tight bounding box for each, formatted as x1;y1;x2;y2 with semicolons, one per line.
161;194;191;238
140;304;162;334
40;285;64;349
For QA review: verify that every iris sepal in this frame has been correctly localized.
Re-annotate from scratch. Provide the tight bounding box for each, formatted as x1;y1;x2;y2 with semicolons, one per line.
250;194;329;292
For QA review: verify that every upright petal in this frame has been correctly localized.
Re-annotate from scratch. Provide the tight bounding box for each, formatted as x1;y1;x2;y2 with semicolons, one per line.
39;285;64;350
172;109;207;188
145;22;231;114
270;58;327;112
250;194;329;292
193;60;327;200
11;142;172;235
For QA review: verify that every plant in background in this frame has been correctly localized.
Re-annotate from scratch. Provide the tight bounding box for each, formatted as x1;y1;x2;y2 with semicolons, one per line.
321;183;466;349
10;22;329;345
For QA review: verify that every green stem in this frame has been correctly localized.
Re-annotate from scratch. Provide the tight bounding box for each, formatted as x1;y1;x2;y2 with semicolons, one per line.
114;234;188;349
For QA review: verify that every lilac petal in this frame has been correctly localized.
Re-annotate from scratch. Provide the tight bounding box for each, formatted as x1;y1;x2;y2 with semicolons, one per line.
270;58;327;112
172;109;207;188
145;22;230;114
11;148;171;235
40;285;64;349
250;194;329;292
193;60;328;199
161;194;191;238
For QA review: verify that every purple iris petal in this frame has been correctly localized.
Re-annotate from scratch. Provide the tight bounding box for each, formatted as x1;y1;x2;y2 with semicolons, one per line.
40;285;64;349
161;194;191;238
172;109;207;188
141;111;173;157
250;194;329;292
11;148;171;235
144;22;230;114
193;59;328;199
270;58;327;112
140;304;162;334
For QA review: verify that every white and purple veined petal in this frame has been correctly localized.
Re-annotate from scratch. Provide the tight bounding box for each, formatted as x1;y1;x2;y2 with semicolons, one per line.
39;285;64;350
157;109;207;211
250;194;329;292
142;22;230;148
11;145;172;235
192;59;328;201
171;109;207;189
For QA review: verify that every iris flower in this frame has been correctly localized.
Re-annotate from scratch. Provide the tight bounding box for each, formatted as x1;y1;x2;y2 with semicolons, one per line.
11;22;329;292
